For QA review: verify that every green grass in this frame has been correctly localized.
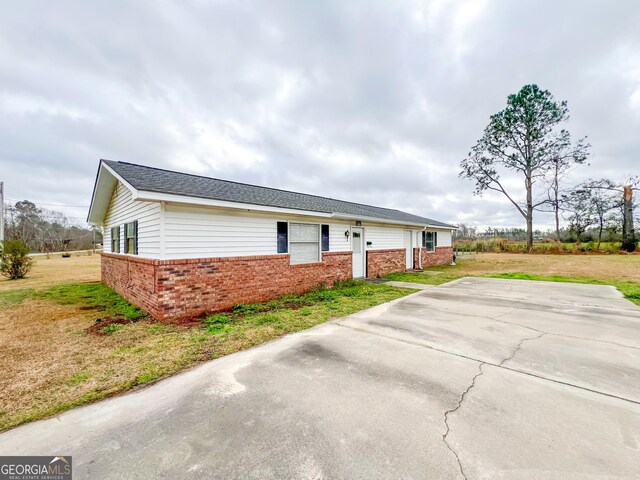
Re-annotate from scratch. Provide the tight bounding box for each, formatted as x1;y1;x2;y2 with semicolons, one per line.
383;268;640;307
0;288;36;309
485;272;640;306
65;372;90;386
196;280;418;350
0;282;146;319
384;268;460;286
37;283;146;319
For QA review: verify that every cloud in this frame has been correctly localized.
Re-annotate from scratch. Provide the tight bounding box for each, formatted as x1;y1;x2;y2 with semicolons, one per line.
0;0;638;229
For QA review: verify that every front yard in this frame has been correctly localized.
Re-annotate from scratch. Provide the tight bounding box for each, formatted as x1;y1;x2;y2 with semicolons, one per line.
2;251;639;432
0;254;415;431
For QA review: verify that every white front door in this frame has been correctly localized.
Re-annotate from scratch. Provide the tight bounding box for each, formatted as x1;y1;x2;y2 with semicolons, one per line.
351;227;365;278
404;230;413;269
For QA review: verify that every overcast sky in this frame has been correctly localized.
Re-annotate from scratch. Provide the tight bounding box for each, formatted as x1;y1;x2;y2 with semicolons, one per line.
1;0;638;229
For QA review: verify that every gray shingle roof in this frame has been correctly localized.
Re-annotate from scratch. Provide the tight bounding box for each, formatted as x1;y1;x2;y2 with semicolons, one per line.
103;160;455;228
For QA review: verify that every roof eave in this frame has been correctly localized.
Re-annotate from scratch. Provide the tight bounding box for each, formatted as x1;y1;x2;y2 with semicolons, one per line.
86;160;139;225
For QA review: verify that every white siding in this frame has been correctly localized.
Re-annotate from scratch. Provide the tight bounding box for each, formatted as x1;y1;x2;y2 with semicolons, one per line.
329;224;351;252
164;204;277;259
365;225;405;250
414;229;453;248
104;182;161;257
163;205;357;259
438;230;452;247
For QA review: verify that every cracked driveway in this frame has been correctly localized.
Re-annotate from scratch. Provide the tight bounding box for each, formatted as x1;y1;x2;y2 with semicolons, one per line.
1;277;640;479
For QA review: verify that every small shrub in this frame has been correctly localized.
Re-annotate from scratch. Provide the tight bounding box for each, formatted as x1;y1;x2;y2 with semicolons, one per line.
0;240;34;279
61;252;71;258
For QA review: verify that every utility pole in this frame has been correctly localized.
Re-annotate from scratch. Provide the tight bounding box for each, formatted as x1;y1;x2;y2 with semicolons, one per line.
0;181;4;245
622;185;636;252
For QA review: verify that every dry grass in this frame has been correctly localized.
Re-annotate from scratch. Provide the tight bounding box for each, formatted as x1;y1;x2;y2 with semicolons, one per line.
0;253;101;292
0;255;413;431
453;253;640;282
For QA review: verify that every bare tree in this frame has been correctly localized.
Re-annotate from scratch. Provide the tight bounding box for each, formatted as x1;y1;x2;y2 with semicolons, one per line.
579;179;620;249
561;189;596;243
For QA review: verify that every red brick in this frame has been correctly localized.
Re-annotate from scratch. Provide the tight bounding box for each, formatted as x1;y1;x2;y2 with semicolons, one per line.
101;251;352;322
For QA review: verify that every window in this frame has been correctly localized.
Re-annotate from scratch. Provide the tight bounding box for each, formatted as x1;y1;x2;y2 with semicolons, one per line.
321;224;329;252
124;221;138;255
422;231;437;252
111;226;120;253
289;223;320;264
277;222;288;253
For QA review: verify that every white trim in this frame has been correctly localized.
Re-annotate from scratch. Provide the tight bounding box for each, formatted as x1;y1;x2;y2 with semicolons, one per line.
331;213;454;230
136;190;334;219
87;162;140;225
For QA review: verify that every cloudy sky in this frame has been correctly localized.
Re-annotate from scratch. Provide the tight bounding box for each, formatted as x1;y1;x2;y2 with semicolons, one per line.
1;0;639;229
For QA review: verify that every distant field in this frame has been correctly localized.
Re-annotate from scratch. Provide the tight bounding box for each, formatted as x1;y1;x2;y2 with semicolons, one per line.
385;252;640;305
454;240;624;254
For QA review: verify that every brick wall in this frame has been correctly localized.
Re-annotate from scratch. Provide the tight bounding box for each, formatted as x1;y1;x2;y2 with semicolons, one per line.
101;251;351;321
413;246;454;269
366;248;407;277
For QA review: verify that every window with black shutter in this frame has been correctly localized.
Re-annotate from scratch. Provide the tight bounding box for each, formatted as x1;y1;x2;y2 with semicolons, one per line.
111;226;120;253
321;224;329;251
124;221;138;255
277;222;288;253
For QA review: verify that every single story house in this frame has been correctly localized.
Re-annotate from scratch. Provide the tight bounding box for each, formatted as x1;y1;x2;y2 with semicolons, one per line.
88;160;457;321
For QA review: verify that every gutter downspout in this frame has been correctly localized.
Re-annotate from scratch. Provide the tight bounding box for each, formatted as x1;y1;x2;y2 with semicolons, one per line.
418;226;427;270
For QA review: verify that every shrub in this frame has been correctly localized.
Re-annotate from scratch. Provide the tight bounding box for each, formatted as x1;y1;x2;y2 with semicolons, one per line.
0;240;34;279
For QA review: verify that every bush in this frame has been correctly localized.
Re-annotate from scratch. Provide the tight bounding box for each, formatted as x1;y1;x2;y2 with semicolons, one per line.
0;240;34;279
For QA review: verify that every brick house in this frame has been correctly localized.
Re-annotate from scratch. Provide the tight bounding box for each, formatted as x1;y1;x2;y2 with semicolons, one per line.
88;160;456;321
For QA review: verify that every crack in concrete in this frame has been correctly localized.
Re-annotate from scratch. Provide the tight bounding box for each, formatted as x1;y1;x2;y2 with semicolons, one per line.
442;362;484;480
499;332;547;367
490;314;640;352
333;322;640;405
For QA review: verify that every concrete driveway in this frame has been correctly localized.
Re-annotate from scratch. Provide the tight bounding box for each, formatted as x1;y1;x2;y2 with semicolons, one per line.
1;277;639;479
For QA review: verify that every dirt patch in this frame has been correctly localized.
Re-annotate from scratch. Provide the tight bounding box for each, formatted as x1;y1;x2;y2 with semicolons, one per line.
86;317;134;336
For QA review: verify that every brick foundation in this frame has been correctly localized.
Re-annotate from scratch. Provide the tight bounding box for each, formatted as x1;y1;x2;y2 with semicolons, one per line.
101;252;352;322
413;246;454;268
366;248;407;277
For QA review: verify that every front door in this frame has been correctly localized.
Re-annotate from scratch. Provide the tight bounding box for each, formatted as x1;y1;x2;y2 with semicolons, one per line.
404;230;413;269
351;227;365;278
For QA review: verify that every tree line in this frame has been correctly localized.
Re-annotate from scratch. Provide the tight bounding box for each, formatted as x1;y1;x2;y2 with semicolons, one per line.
2;200;102;253
460;84;637;252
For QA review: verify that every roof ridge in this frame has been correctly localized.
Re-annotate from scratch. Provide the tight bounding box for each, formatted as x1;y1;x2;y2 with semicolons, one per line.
101;159;415;216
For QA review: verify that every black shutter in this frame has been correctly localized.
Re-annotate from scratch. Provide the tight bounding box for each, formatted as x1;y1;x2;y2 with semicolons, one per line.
115;226;121;253
277;222;288;253
421;231;426;247
434;231;438;248
134;220;138;255
321;224;329;251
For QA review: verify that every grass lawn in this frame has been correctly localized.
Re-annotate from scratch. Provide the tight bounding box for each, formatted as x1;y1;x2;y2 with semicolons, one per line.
0;254;416;431
384;252;640;305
